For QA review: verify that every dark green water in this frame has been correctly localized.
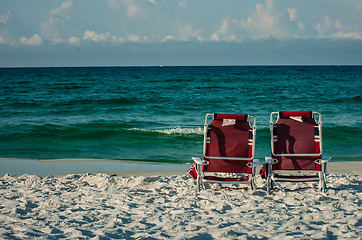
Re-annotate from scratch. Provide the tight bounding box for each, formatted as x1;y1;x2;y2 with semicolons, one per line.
0;66;361;163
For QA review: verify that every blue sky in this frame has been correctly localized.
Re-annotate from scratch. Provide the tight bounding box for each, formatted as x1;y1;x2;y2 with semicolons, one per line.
0;0;361;67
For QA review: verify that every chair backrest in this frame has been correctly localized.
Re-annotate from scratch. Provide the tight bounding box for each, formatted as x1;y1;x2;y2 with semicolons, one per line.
271;111;322;171
202;113;256;174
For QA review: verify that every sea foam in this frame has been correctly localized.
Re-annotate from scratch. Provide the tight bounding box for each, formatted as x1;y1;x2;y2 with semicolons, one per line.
126;127;203;135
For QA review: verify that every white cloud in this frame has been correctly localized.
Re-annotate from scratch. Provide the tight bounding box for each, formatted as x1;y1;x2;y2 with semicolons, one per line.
316;16;344;37
210;17;238;42
50;38;64;45
162;35;176;42
50;0;72;16
316;16;332;34
111;36;126;44
0;36;6;44
128;34;139;42
335;20;343;29
0;10;11;24
210;32;220;41
83;30;146;44
313;15;362;40
121;0;140;17
83;30;111;42
127;5;138;16
178;1;187;8
44;32;127;45
41;0;73;40
148;0;157;5
109;0;143;17
41;19;59;40
127;34;148;42
218;18;229;36
81;30;151;44
177;24;202;41
297;21;304;30
20;34;42;45
287;8;297;22
68;36;80;45
240;0;285;39
331;31;362;40
287;8;304;30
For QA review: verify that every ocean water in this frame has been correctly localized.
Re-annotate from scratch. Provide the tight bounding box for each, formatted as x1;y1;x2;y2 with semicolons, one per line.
0;66;361;164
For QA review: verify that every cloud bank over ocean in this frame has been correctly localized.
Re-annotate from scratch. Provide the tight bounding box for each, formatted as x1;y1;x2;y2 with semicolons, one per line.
2;39;361;67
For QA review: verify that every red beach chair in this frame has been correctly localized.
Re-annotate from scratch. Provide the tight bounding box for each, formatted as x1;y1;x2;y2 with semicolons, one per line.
262;111;331;193
188;113;258;192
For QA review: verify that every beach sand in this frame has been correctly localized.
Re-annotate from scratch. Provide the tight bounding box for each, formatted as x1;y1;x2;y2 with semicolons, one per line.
0;161;361;239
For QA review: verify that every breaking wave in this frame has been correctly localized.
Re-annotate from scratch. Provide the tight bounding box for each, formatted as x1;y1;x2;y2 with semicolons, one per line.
126;127;203;135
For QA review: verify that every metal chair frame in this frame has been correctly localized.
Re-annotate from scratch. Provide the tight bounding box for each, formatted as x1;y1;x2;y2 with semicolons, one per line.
192;113;259;192
265;111;331;194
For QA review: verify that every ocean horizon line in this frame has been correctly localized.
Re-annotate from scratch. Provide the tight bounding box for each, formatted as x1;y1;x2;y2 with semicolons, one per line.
1;64;362;69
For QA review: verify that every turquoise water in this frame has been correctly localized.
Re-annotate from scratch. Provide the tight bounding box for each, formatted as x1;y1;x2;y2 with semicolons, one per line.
0;66;361;163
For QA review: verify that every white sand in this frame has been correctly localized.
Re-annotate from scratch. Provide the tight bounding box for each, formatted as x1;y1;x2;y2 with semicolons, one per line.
0;163;361;239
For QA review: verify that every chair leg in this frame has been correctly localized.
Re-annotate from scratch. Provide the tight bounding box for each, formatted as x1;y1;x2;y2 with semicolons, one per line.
266;162;273;194
318;174;327;192
321;172;326;193
267;175;271;194
319;162;327;193
323;175;326;193
250;166;256;192
196;176;201;192
196;164;202;192
250;178;256;193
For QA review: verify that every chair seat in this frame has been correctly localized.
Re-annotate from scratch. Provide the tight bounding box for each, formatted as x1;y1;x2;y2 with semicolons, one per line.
203;175;250;182
263;111;331;193
189;113;257;192
273;173;319;182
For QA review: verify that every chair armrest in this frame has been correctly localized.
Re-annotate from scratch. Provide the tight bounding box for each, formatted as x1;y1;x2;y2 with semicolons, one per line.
321;157;332;162
247;159;259;168
315;157;332;165
265;157;278;164
192;157;203;165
